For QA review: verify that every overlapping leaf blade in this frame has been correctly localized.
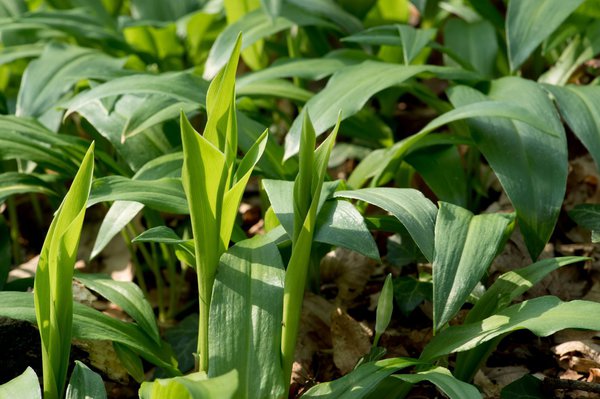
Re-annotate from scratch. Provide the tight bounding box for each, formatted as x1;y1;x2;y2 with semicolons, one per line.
33;143;94;399
432;202;512;333
448;77;568;260
208;233;286;399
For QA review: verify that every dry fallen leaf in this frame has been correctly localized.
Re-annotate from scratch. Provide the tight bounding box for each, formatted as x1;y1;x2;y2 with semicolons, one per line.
330;307;372;374
321;248;376;306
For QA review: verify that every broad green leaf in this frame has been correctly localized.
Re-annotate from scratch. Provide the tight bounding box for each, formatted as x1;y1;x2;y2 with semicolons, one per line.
302;358;424;398
34;143;94;399
283;62;479;158
432;203;512;333
0;43;44;65
467;256;588;324
0;367;41;399
237;52;366;87
342;25;436;65
65;71;208;117
113;342;145;383
334;188;437;262
223;0;266;71
263;179;379;260
405;145;468;207
130;0;199;21
569;204;600;242
288;0;362;34
454;256;587;382
237;79;313;102
0;0;26;17
0;9;125;47
74;273;160;344
88;177;188;214
392;276;432;316
421;296;600;361
0;172;57;204
208;234;285;399
123;23;184;68
17;42;126;121
164;314;198;374
544;85;600;171
444;18;497;77
91;153;184;258
204;5;333;79
139;370;238;399
90;201;144;259
500;374;544;399
260;0;281;20
73;95;175;171
394;367;481;399
65;361;106;399
507;0;585;71
448;78;568;260
0;291;179;374
0;116;82;176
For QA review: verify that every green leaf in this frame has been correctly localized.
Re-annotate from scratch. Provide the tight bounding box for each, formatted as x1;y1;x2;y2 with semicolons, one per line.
284;62;479;158
444;18;497;77
113;342;145;383
334;188;437;262
139;370;238;399
544;85;600;171
287;0;362;34
204;5;333;79
0;172;57;204
65;361;106;399
0;116;83;176
432;203;512;332
467;256;588;324
17;42;126;121
374;274;393;345
507;0;585;71
164;314;198;374
65;71;208;118
569;204;600;242
422;296;600;361
88;176;188;214
74;273;160;344
0;291;179;374
405;145;468;207
0;367;41;399
394;367;481;399
208;234;286;399
34;143;94;399
343;24;436;65
90;201;144;259
500;374;544;399
454;256;587;382
237;52;366;87
448;77;568;260
260;0;281;20
0;43;44;65
263;179;379;260
393;276;432;317
130;0;199;21
302;357;424;398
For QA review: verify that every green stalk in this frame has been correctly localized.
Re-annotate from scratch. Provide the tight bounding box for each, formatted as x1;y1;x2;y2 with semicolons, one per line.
120;229;149;297
281;113;340;392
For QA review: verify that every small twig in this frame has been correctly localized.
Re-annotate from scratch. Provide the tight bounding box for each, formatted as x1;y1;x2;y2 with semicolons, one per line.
543;377;600;395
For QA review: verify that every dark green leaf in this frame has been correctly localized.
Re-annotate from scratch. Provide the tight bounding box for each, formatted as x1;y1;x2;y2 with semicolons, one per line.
65;361;106;399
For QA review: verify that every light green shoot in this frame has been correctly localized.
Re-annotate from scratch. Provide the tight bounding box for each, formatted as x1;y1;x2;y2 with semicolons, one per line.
281;112;341;391
34;143;95;399
180;33;268;372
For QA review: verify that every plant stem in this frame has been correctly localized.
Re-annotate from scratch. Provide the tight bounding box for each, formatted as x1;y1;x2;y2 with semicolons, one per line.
127;223;166;322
